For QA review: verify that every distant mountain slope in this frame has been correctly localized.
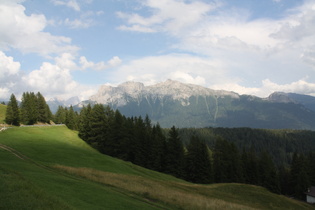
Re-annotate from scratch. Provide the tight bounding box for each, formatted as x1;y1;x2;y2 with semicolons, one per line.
87;80;315;129
268;92;315;112
47;96;81;113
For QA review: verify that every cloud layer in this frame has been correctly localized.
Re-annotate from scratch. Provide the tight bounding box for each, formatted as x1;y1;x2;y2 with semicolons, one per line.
1;0;315;101
115;0;315;97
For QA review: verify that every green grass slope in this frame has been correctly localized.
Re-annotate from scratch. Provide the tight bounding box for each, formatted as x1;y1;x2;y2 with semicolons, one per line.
0;126;313;209
0;104;6;123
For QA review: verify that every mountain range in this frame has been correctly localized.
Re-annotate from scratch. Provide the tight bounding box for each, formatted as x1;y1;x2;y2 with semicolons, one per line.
70;79;315;129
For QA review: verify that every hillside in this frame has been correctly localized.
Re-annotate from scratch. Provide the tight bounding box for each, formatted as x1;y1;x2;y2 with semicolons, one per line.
83;80;315;129
0;126;313;209
0;104;6;124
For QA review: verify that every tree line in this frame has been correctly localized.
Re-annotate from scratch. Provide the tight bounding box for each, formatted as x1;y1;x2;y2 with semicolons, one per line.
5;93;52;126
5;95;315;200
60;103;314;200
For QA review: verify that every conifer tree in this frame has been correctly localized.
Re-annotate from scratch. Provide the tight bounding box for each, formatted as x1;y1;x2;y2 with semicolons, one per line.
20;92;37;125
150;123;167;172
258;151;280;193
54;106;66;124
184;135;213;183
65;105;77;130
89;104;113;150
213;137;242;183
289;152;310;199
78;104;92;141
5;94;20;126
36;92;51;123
164;126;185;178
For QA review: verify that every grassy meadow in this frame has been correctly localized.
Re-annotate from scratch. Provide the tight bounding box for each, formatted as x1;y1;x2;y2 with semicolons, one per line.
0;117;314;209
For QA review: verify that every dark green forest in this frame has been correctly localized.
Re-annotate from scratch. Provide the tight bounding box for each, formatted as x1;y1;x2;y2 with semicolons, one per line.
5;94;315;200
55;103;315;200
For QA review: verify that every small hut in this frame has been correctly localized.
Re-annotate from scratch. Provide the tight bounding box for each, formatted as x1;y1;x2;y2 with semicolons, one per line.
306;186;315;204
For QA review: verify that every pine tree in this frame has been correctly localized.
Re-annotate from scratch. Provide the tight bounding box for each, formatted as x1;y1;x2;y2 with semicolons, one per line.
36;92;52;123
54;106;66;124
65;105;77;130
289;152;310;199
164;126;185;178
5;94;20;126
20;92;37;125
150;123;167;172
184;135;213;183
241;147;259;185
88;104;113;151
307;152;315;186
258;151;280;193
78;104;92;141
213;137;242;183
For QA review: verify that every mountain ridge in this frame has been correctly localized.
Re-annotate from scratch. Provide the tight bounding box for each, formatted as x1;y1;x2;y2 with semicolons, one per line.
83;80;315;129
90;79;240;107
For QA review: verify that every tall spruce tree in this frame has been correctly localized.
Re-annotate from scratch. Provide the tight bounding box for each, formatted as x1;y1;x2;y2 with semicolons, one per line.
20;92;37;125
258;151;280;193
78;104;92;141
36;92;51;123
164;126;184;178
5;94;20;126
289;152;310;199
184;135;213;183
213;137;242;183
54;106;66;124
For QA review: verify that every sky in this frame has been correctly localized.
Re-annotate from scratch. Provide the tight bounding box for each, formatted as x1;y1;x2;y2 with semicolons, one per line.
1;0;315;101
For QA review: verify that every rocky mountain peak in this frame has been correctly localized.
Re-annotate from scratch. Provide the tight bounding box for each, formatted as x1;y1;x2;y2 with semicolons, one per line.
89;79;239;106
267;92;296;103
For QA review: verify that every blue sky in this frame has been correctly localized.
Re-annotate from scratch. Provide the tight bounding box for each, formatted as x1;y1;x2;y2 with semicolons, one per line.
1;0;315;100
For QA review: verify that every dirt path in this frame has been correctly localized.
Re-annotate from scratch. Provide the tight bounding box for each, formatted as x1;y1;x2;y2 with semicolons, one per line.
0;143;55;172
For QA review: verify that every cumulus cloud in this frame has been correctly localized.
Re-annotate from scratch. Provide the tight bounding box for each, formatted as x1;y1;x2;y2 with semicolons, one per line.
22;62;78;95
0;51;21;99
64;18;93;29
52;0;80;11
0;51;20;79
117;0;217;35
210;79;315;98
80;56;122;71
0;0;79;55
116;0;315;98
262;79;315;95
111;54;227;86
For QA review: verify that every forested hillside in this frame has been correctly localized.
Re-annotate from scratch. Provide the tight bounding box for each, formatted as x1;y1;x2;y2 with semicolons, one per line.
2;91;315;202
55;103;315;200
1;126;312;209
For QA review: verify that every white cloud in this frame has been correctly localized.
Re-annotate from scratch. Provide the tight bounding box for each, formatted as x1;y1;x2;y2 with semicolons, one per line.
64;18;93;29
52;0;80;11
54;53;79;70
117;0;217;35
0;51;20;79
108;56;122;67
0;51;21;99
111;54;227;86
22;62;77;95
0;87;10;100
210;79;315;98
116;0;315;98
262;79;315;95
80;56;122;71
0;1;79;55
